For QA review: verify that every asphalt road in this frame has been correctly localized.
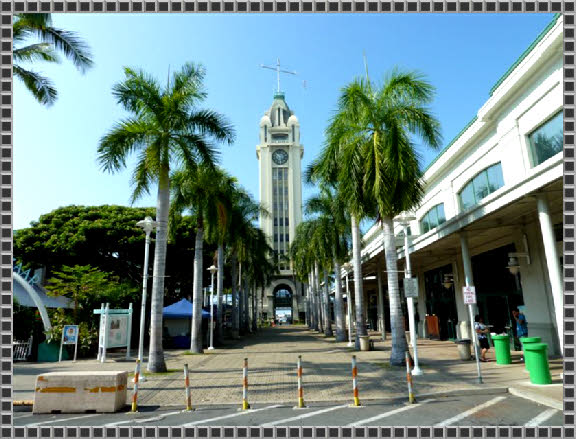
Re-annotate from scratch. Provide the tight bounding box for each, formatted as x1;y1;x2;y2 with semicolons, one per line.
14;393;563;427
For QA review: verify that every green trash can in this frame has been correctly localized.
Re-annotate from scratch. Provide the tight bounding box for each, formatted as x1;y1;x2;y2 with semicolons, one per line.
524;343;552;385
491;334;511;365
519;337;541;372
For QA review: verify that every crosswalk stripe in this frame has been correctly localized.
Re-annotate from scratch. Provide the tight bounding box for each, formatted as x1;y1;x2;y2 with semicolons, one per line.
434;396;507;427
347;399;435;426
261;404;349;427
27;413;101;427
105;410;184;426
183;404;282;426
525;408;558;426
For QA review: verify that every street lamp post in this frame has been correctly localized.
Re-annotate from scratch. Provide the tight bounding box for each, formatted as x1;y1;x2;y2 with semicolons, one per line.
136;216;157;382
207;265;217;350
396;214;423;376
343;262;353;347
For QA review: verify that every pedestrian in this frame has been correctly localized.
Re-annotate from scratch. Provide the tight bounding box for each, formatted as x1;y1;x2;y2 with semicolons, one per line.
512;307;528;338
474;315;490;362
512;307;528;356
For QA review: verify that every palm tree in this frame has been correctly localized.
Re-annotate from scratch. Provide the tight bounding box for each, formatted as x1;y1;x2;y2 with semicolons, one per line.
98;63;235;371
310;69;441;364
171;166;235;353
14;13;93;105
305;187;351;341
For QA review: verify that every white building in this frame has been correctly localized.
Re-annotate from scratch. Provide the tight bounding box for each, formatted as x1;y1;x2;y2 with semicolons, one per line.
257;92;305;322
355;14;563;355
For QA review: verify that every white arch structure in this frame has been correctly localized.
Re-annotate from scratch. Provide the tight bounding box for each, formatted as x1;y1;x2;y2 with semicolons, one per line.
13;271;52;333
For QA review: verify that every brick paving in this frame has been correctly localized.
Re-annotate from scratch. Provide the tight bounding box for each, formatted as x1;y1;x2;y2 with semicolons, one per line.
15;325;563;408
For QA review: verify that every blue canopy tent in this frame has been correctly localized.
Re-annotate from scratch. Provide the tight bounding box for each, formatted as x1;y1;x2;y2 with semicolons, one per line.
162;299;211;349
163;298;210;319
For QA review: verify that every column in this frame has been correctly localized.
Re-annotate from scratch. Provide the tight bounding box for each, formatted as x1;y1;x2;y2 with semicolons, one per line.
536;193;564;354
376;267;386;341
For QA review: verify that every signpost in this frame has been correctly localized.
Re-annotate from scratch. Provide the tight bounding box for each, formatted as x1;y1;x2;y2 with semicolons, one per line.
94;303;133;363
59;325;79;362
463;286;483;384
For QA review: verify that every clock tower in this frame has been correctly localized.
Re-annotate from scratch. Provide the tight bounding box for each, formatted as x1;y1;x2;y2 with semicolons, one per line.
256;92;304;323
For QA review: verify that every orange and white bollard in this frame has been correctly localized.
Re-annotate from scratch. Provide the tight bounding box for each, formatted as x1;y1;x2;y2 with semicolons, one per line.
131;359;140;412
184;363;193;411
351;355;361;407
242;358;250;410
405;351;416;404
296;355;306;408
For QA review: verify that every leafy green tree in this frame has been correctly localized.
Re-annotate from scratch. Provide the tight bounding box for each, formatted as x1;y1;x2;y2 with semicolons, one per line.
14;13;93;105
310;70;441;364
98;62;234;372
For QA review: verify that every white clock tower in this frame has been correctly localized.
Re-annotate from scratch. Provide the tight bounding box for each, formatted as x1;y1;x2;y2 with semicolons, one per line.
256;91;304;322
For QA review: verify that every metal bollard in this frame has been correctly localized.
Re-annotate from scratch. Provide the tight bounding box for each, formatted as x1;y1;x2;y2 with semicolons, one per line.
184;363;193;411
242;358;251;410
296;355;306;408
405;351;416;404
131;359;140;412
351;355;361;407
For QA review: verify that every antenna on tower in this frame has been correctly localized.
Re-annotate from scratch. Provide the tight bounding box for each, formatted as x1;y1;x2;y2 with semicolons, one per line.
261;58;297;94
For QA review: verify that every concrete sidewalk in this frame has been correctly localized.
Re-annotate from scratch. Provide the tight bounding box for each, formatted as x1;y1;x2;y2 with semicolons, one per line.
14;326;563;409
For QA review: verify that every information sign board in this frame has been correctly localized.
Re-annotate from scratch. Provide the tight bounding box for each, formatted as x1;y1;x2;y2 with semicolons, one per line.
404;277;419;298
463;286;477;305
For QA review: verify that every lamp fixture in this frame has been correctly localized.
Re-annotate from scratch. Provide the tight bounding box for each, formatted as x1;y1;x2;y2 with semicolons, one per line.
507;234;531;275
442;274;454;289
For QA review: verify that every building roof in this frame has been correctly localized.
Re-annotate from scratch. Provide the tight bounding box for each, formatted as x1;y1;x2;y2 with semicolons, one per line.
13;277;72;309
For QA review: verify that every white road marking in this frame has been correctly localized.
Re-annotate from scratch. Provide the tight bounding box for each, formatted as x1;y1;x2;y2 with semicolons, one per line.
525;408;558;426
347;399;435;426
183;404;282;426
261;404;349;427
105;410;184;426
27;413;102;427
434;396;507;426
14;414;34;419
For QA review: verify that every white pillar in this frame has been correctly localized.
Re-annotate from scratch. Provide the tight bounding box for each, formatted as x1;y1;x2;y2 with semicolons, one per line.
404;225;422;375
376;267;386;341
460;231;483;384
536;193;564;354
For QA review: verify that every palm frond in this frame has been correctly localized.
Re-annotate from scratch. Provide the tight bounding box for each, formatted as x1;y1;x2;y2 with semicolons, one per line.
13;65;57;106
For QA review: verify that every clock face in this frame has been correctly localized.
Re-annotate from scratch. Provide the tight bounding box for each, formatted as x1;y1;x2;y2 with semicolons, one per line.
272;149;289;165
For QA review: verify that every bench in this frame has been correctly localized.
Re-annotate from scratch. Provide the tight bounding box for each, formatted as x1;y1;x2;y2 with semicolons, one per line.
33;371;127;414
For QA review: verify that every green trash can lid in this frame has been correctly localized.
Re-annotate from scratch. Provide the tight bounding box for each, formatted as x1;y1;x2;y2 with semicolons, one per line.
519;337;541;343
491;335;510;340
523;343;548;351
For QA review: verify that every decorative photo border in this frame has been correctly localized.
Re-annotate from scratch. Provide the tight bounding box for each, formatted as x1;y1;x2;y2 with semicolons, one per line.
2;1;574;438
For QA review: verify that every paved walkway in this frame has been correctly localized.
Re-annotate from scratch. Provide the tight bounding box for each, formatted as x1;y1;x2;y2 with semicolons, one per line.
14;326;563;408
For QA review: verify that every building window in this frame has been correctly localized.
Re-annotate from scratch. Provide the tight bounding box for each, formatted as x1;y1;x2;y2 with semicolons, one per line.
528;111;562;166
292;125;295;142
264;125;267;142
420;204;446;234
458;163;504;211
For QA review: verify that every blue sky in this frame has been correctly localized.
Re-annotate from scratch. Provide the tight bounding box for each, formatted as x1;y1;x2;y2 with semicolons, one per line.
15;13;555;230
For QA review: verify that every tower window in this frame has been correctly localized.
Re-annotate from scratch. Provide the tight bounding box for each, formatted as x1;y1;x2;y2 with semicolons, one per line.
292;125;295;142
264;125;268;142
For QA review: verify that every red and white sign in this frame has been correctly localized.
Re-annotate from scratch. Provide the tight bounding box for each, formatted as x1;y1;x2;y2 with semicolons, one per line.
463;286;476;305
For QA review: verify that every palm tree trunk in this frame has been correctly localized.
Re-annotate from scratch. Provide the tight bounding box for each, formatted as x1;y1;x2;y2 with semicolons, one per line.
147;169;169;373
251;283;257;332
260;286;265;328
244;278;250;333
238;262;245;335
351;214;368;343
231;254;239;339
190;226;204;353
333;258;346;341
323;269;333;337
309;271;317;330
216;244;224;344
382;216;408;365
314;262;324;333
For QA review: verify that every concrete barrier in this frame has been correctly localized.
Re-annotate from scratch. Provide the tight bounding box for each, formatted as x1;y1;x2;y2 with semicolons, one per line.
33;371;127;414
